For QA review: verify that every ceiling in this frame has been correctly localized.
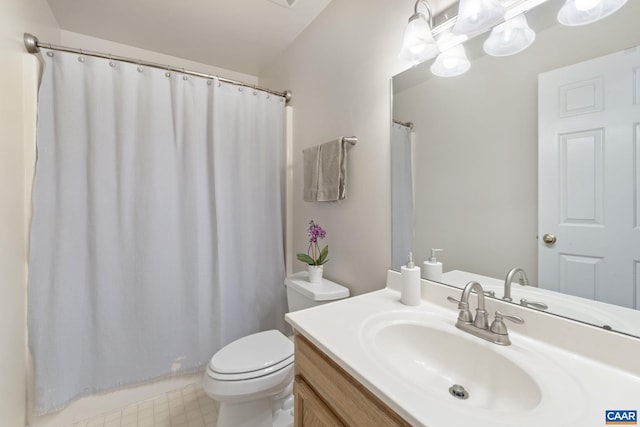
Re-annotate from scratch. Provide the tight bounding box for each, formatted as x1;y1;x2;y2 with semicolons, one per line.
45;0;333;76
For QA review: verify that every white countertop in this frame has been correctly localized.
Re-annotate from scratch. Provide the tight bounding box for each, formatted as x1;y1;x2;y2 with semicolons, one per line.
286;271;640;427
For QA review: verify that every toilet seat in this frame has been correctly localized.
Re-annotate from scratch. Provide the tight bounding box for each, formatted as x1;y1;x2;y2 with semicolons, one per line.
207;355;294;381
208;330;294;381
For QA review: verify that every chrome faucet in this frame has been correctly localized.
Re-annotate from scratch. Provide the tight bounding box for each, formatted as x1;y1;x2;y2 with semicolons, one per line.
503;267;529;302
448;281;524;346
458;281;489;329
502;267;548;310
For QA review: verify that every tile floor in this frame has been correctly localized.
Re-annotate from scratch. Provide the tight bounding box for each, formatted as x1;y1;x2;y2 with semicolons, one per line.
68;384;218;427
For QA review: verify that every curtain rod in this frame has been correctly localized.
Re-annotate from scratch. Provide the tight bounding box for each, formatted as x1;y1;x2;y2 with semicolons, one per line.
393;120;414;129
23;33;292;104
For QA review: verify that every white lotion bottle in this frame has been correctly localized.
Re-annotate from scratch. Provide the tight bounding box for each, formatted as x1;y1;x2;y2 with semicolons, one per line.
423;248;443;282
400;252;421;306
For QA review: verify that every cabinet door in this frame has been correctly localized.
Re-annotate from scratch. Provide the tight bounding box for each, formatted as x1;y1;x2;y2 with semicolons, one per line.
294;376;345;427
295;335;411;427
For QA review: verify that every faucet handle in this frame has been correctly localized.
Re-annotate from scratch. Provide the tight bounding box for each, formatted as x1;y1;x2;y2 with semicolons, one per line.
520;298;548;310
447;296;460;304
490;311;524;334
495;311;524;324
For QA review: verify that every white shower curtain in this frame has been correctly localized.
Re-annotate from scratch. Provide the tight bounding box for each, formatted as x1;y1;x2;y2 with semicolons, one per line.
391;123;415;270
28;49;287;414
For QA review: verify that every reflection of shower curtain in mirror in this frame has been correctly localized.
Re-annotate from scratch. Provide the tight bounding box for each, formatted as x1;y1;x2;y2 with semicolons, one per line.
28;49;287;414
391;123;414;270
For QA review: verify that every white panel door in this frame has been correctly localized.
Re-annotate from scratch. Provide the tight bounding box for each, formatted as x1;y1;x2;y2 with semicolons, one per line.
538;47;640;309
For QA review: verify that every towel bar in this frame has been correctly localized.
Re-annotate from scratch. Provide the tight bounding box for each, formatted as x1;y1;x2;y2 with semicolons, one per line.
342;136;357;146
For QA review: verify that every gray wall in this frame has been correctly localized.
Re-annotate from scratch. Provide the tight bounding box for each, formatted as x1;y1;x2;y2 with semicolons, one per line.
260;0;418;295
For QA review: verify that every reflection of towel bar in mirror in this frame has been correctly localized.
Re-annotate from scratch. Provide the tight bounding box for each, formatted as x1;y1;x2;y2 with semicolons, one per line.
342;136;357;146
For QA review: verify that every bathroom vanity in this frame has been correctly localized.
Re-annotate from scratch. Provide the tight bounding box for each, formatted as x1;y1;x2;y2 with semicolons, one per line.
294;334;408;426
286;271;640;427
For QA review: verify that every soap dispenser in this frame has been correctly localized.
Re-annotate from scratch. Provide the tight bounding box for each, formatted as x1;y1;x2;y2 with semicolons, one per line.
400;252;421;306
423;248;443;282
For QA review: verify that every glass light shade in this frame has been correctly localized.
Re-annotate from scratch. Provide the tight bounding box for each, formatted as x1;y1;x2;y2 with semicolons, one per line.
431;43;471;77
453;0;506;35
483;14;536;57
398;13;440;63
557;0;628;26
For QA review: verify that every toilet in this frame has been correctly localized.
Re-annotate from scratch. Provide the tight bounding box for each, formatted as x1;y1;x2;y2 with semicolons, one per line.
202;271;350;427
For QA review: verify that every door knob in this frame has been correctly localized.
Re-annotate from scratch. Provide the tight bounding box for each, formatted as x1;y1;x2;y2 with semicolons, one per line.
542;233;556;244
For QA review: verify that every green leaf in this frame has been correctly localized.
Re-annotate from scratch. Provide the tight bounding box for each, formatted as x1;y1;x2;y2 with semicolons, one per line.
317;245;329;265
296;253;315;265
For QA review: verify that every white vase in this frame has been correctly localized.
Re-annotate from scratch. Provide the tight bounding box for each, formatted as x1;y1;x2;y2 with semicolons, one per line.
307;265;323;283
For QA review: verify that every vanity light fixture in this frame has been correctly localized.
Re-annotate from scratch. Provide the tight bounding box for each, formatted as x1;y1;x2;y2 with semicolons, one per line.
398;0;630;78
453;0;506;35
398;0;440;63
557;0;628;26
431;32;471;77
483;13;536;57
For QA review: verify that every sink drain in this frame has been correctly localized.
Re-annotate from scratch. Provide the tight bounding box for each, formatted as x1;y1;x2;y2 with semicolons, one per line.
449;384;469;400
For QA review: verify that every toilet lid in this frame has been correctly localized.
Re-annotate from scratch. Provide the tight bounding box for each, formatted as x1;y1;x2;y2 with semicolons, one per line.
209;330;294;375
285;271;350;301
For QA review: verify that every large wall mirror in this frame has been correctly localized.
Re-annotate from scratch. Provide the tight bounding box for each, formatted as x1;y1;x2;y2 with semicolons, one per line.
391;0;640;337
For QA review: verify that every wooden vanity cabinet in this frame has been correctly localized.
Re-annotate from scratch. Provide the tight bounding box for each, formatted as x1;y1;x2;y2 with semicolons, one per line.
293;334;411;427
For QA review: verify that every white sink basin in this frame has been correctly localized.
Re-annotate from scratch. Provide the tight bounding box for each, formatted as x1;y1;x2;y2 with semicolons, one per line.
368;320;541;412
360;310;587;424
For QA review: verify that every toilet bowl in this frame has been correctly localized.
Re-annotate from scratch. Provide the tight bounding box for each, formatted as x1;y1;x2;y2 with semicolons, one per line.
202;272;349;427
203;330;295;427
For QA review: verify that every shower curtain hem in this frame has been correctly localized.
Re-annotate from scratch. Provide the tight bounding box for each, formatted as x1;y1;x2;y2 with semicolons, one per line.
32;360;209;416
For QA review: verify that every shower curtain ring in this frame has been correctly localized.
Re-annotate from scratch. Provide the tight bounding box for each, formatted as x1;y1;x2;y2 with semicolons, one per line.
182;68;187;81
78;49;85;63
109;54;115;68
165;65;171;78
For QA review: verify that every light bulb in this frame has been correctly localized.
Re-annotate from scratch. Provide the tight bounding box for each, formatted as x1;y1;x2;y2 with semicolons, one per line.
502;28;513;43
442;58;459;69
409;44;426;55
575;0;600;10
453;0;505;35
483;13;536;57
398;12;439;63
558;0;627;26
465;3;482;22
431;33;470;77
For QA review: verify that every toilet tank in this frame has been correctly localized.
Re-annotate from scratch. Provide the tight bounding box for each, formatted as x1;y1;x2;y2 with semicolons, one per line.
284;271;350;312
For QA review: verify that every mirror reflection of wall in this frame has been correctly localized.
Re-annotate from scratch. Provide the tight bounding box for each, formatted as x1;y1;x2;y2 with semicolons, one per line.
391;121;415;271
391;0;640;337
